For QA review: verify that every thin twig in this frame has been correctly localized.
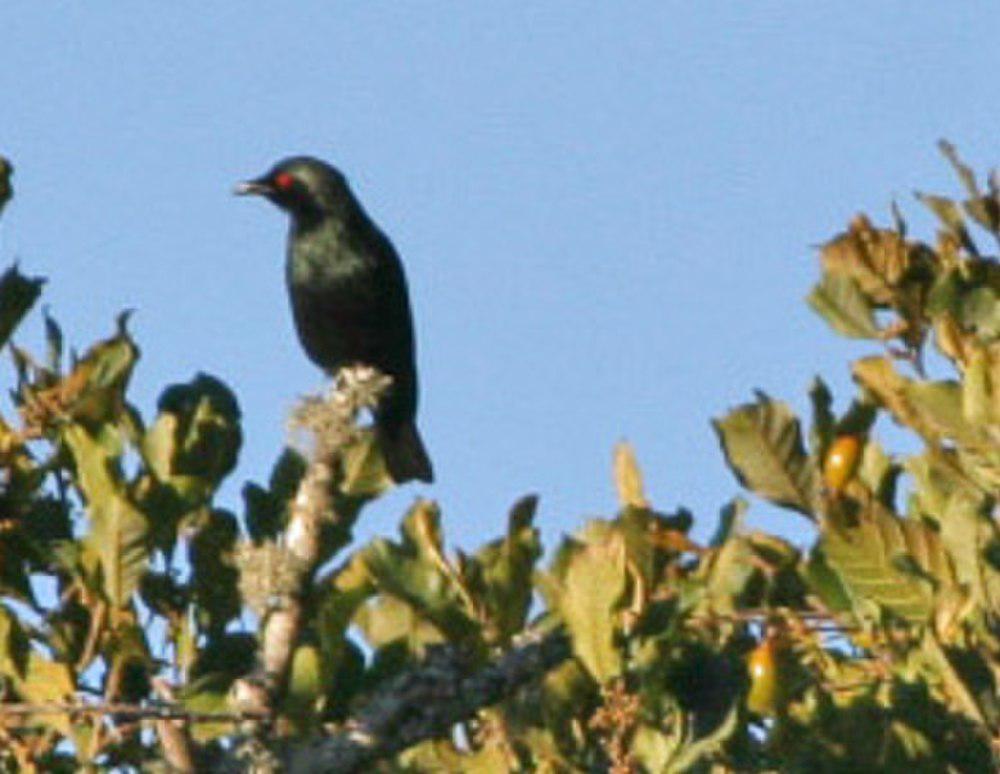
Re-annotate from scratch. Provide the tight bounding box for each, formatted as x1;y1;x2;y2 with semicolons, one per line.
0;702;267;723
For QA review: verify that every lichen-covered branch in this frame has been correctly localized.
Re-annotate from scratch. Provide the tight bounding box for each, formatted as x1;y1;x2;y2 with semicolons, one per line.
281;629;571;773
233;367;391;709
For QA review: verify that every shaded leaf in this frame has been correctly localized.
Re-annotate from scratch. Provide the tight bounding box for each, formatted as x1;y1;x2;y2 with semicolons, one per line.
466;494;542;644
0;156;11;217
0;264;44;351
143;373;242;507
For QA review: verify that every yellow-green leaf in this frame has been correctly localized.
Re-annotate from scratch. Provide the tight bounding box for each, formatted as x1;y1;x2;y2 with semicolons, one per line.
714;394;820;518
808;273;880;338
552;531;626;682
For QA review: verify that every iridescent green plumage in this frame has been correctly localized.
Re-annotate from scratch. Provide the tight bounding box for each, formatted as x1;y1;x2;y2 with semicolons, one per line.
237;157;432;483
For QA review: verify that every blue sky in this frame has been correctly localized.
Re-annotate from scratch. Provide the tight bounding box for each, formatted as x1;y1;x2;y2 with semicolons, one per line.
0;4;996;550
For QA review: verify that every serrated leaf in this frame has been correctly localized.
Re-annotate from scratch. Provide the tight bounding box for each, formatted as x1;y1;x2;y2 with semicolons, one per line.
821;500;953;623
714;394;820;518
808;273;880;338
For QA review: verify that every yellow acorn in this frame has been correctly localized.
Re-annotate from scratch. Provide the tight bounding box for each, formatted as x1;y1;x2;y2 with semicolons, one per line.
822;434;863;495
746;636;786;716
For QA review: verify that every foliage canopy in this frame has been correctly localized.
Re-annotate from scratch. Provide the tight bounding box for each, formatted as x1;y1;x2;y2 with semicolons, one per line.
0;146;998;771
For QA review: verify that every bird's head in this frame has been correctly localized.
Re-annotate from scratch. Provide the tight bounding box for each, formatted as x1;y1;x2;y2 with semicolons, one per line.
235;156;352;220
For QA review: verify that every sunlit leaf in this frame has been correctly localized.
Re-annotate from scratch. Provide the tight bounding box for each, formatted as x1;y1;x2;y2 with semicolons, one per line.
714;393;820;518
613;441;648;509
820;215;911;304
808;273;880;338
821;499;954;623
543;530;626;682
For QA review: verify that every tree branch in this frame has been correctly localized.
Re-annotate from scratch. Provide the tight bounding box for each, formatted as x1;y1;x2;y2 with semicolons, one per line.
281;629;571;773
233;367;391;711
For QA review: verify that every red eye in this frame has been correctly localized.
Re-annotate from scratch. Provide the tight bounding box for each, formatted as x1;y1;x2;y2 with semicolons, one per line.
274;172;295;190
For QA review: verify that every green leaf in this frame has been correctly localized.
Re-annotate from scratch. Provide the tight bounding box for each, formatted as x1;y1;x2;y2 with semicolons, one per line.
180;673;233;742
143;373;242;507
467;495;542;643
613;441;648;508
854;357;987;450
65;424;149;607
808;273;880;338
13;650;76;736
189;509;240;635
283;643;323;732
339;428;394;498
714;393;820;518
808;376;835;458
856;438;901;508
821;499;954;623
0;264;44;350
962;345;1000;426
243;447;308;542
544;530;626;682
805;549;854;613
360;502;478;643
0;603;30;677
697;505;760;614
916;191;978;255
354;594;445;651
935;491;1000;615
43;308;63;373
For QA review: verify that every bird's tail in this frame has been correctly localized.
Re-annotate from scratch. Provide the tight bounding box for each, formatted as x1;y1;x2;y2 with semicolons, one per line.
379;421;434;484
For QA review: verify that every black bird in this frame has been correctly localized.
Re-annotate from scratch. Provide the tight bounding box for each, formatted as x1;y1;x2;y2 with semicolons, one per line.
236;157;433;483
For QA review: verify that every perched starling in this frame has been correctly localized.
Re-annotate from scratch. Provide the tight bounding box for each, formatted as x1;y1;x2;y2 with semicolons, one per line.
236;157;433;483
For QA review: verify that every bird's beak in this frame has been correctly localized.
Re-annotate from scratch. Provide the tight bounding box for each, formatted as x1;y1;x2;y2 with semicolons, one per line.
233;179;271;196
